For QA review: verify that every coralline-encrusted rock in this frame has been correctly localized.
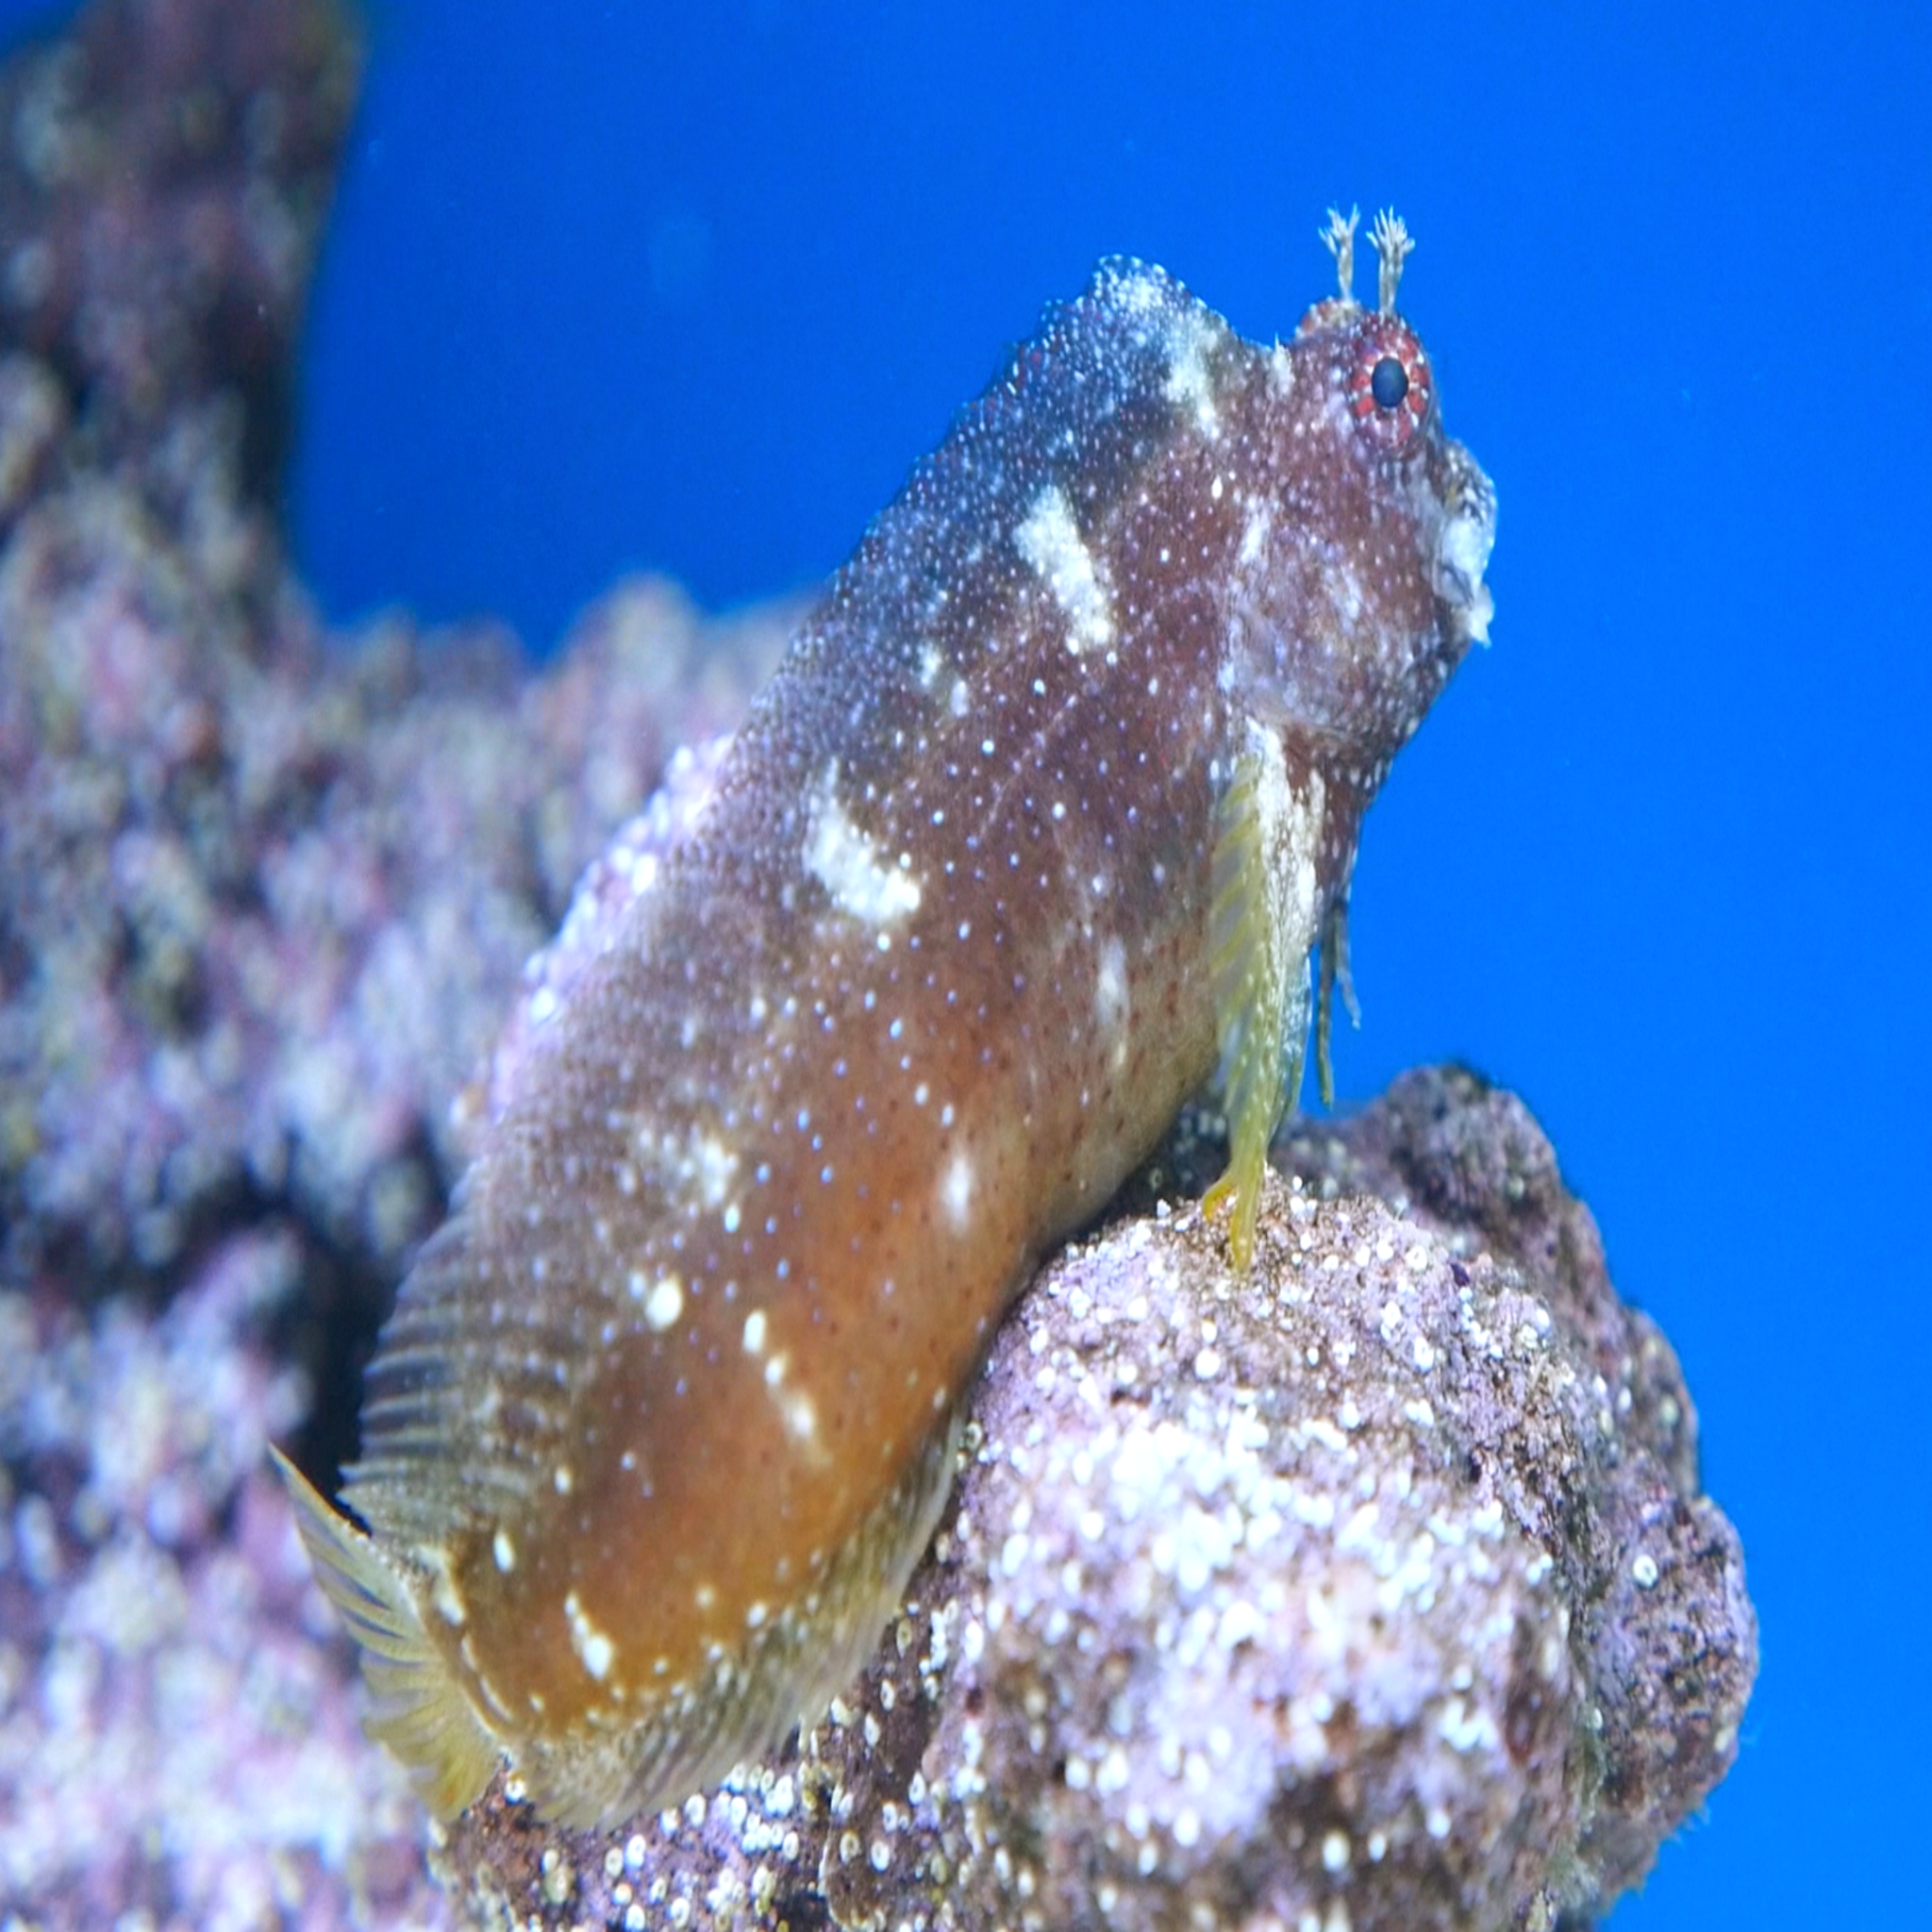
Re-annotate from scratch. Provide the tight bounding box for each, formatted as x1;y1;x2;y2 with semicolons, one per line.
434;1068;1755;1932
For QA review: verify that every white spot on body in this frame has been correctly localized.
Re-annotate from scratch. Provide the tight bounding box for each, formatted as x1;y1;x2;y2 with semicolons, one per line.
492;1528;517;1574
940;1151;975;1231
691;1135;736;1209
1014;484;1114;654
642;1274;685;1331
1094;935;1129;1064
425;1547;466;1627
806;761;922;926
1161;308;1224;437
630;1124;740;1210
742;1309;769;1356
565;1591;617;1681
1324;556;1365;627
1238;499;1272;568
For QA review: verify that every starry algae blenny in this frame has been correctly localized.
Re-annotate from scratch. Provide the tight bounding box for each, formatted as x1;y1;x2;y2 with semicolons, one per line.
277;207;1498;1828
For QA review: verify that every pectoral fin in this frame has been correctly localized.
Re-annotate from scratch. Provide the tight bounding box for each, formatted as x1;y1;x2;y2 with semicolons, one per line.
1202;732;1325;1271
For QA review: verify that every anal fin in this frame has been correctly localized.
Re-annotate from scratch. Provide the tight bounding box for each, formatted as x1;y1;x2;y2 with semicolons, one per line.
273;1446;501;1820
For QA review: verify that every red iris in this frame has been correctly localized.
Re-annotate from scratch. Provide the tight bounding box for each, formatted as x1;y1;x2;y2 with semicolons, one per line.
1348;318;1433;455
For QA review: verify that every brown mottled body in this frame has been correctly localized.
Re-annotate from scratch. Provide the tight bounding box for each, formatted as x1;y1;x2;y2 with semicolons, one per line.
282;213;1496;1825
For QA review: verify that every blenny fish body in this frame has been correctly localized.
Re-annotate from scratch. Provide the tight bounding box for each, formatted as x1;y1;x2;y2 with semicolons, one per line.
280;209;1496;1826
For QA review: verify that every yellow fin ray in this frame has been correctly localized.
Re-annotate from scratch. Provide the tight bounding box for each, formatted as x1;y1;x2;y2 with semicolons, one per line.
273;1447;501;1819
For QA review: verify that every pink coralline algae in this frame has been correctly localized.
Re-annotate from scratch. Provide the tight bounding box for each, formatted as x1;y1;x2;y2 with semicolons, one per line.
0;0;1752;1925
0;1229;437;1924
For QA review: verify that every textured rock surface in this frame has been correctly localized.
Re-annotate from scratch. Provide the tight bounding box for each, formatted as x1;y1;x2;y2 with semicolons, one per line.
433;1067;1755;1932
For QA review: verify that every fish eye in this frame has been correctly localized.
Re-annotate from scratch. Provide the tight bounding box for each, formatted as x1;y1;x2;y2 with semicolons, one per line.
1348;319;1433;455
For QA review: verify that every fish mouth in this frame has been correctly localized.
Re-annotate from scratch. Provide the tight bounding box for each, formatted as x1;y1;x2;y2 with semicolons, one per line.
1433;438;1496;646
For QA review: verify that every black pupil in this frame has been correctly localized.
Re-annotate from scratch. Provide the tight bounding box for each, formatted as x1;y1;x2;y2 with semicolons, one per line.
1371;355;1409;410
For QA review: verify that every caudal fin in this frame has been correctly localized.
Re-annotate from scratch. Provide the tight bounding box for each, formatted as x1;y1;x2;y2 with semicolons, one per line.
273;1446;501;1819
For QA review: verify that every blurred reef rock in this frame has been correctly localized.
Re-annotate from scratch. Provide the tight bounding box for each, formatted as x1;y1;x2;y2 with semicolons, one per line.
0;0;786;1306
0;0;1754;1926
0;0;358;500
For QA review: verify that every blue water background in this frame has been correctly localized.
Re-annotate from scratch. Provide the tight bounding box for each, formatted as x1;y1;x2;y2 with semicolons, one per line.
8;0;1929;1919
